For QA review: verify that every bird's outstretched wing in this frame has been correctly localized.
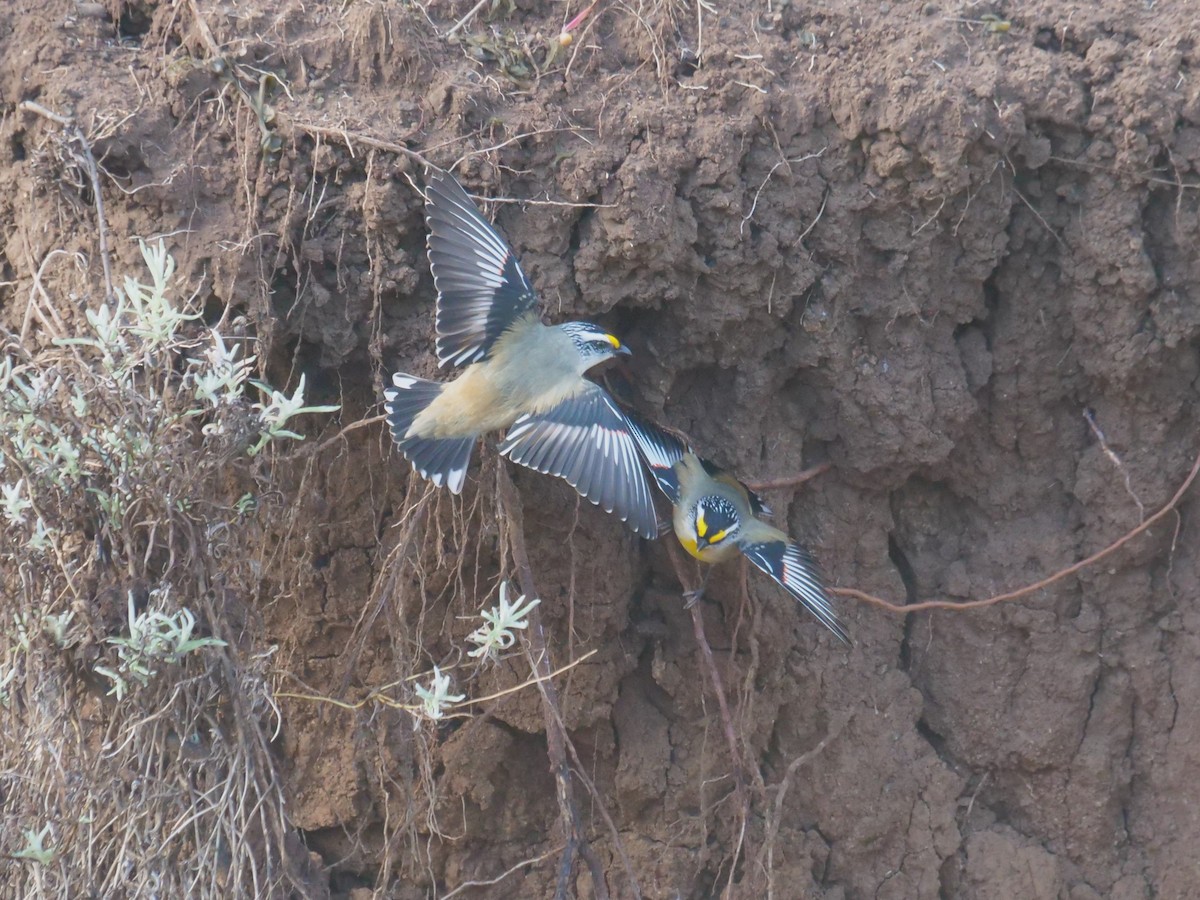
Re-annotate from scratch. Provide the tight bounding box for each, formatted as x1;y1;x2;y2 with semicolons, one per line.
625;414;772;516
425;168;540;368
623;411;690;505
740;540;849;644
500;384;658;539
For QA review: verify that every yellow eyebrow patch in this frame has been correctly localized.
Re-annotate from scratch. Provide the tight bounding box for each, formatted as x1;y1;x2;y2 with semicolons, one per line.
696;509;707;537
604;334;621;349
709;529;728;544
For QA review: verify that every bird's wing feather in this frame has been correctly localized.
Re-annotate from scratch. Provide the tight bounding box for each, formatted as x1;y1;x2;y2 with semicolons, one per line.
500;384;658;539
740;539;848;644
425;168;540;368
623;411;690;505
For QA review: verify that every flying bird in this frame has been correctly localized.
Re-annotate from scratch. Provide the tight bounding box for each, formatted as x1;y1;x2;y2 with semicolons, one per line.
625;414;848;642
385;168;657;539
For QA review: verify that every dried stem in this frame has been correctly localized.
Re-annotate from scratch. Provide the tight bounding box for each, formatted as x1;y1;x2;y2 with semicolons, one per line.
444;0;492;37
18;101;115;303
496;464;610;900
662;538;752;874
284;412;386;460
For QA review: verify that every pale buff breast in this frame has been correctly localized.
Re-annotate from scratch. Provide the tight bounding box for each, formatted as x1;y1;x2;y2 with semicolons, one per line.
408;322;587;439
409;364;514;438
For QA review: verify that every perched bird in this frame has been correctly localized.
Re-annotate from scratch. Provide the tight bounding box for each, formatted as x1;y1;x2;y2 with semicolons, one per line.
625;415;848;643
385;168;658;539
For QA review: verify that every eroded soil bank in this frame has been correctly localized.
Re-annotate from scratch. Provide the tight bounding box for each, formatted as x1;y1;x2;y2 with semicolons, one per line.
1;0;1198;897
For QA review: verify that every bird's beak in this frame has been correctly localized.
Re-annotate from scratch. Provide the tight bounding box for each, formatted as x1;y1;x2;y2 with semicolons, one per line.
694;535;709;551
616;342;632;357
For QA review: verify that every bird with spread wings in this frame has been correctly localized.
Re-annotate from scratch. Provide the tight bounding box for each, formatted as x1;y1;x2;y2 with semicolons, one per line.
385;169;658;539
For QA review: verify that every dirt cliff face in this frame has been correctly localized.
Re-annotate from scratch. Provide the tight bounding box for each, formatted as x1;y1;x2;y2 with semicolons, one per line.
1;0;1198;896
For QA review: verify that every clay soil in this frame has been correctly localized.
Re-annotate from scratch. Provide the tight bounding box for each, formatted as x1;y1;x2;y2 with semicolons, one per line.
2;0;1200;897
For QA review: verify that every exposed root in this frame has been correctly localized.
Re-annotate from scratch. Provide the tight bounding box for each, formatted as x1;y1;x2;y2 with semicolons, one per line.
284;412;388;460
662;538;753;888
754;708;854;898
839;443;1200;616
743;462;831;493
440;845;566;898
740;148;826;237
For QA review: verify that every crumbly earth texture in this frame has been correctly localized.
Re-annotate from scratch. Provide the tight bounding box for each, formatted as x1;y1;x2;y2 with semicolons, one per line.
1;0;1198;897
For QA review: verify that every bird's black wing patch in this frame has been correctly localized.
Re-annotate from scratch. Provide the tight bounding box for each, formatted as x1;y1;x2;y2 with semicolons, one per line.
699;457;772;518
741;539;848;644
747;489;772;519
500;384;658;539
425;168;540;368
623;411;689;505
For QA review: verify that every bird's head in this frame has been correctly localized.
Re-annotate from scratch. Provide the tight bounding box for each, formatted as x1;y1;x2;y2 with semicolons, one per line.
560;322;631;370
691;495;741;552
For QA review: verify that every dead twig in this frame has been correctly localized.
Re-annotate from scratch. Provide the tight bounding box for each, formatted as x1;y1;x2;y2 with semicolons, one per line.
838;443;1200;615
290;121;432;167
444;0;492;38
186;0;224;56
19;101;115;303
276;651;598;713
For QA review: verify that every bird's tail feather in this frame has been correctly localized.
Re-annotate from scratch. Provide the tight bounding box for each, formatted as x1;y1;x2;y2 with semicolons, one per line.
384;373;475;494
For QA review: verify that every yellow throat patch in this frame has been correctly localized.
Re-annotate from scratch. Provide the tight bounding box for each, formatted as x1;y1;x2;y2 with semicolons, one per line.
680;534;704;560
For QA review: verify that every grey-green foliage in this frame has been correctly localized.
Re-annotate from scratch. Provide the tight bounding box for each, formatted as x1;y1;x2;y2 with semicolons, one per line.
95;587;227;701
0;239;339;698
0;239;339;895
